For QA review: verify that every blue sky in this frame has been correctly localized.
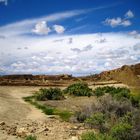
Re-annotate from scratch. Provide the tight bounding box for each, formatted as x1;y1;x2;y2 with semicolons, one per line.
0;0;140;75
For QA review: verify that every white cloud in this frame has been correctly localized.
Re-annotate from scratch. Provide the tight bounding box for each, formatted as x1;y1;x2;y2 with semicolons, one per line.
0;9;91;37
128;31;140;39
0;0;8;5
0;32;140;75
104;17;131;27
104;17;122;27
71;44;93;53
32;21;51;35
125;10;134;18
121;20;131;26
53;25;65;34
129;30;138;35
103;10;134;27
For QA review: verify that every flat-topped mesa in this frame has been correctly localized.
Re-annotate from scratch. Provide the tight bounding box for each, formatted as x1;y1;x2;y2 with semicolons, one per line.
0;74;75;86
0;74;33;80
0;74;73;81
34;74;73;81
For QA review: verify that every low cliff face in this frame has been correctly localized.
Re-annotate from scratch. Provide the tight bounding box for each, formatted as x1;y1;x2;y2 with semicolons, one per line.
0;74;75;86
94;63;140;86
0;63;140;86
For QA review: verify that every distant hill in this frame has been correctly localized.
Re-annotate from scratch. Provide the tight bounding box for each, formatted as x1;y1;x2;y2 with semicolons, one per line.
0;63;140;87
88;63;140;86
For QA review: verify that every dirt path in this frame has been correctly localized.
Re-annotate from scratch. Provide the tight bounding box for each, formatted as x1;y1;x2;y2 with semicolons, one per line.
0;84;127;140
0;86;84;140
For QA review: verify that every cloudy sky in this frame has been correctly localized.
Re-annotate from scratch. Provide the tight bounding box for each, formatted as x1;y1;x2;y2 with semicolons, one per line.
0;0;140;76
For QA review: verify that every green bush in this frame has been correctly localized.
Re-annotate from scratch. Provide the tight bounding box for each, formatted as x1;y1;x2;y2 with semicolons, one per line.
56;110;72;121
111;122;132;140
25;135;37;140
114;88;130;100
94;86;130;99
75;111;89;123
35;88;64;101
94;87;105;97
119;112;132;124
130;94;140;107
81;131;114;140
64;82;92;96
81;131;97;140
85;112;106;133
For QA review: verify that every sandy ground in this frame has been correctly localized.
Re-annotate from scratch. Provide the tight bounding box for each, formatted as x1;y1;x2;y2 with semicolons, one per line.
0;86;87;140
0;84;127;140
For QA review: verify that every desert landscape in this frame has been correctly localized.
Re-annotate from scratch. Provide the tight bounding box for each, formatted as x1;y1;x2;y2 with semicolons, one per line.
0;0;140;140
0;63;140;140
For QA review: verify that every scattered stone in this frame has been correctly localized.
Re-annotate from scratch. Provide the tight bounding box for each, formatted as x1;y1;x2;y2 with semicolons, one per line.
37;127;49;134
0;121;5;126
71;126;79;130
69;130;77;136
16;127;29;137
7;125;17;136
70;136;79;140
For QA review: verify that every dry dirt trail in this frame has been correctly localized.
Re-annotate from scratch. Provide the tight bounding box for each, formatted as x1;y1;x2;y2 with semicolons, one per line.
0;86;83;140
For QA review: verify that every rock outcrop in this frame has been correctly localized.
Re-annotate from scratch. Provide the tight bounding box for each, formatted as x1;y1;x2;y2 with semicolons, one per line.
91;63;140;86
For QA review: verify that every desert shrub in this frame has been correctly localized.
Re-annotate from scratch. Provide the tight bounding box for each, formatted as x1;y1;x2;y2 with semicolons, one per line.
35;88;64;101
93;86;116;97
74;103;98;123
131;110;140;140
119;112;132;124
130;94;140;107
75;111;88;123
81;131;96;140
81;131;114;140
93;86;130;99
113;88;130;100
110;122;133;140
115;98;132;117
25;135;37;140
94;87;105;97
63;82;92;96
56;110;73;121
23;96;34;102
99;94;132;117
85;112;107;133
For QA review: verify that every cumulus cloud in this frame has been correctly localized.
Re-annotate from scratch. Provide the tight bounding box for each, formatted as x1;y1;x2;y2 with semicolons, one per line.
71;44;93;53
0;35;6;39
129;30;138;35
0;9;91;37
96;38;107;43
53;25;65;34
0;33;140;75
0;0;8;5
121;20;131;26
104;17;121;27
129;31;140;39
103;10;134;27
104;18;131;27
68;38;73;44
53;39;64;42
32;21;51;35
83;45;93;51
125;10;134;18
71;48;81;53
